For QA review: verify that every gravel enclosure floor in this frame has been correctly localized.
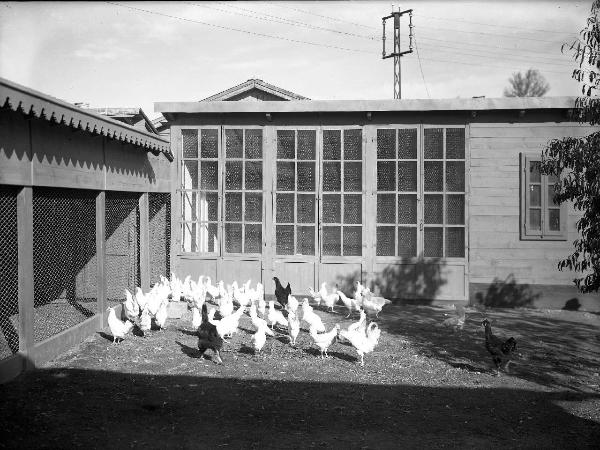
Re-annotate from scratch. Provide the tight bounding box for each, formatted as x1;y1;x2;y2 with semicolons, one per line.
1;301;599;449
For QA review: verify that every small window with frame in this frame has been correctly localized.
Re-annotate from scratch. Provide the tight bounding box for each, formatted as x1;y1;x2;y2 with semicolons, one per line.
520;153;567;240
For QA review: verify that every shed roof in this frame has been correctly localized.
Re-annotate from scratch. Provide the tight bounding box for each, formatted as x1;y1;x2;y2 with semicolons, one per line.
200;78;310;101
0;77;172;160
156;96;577;115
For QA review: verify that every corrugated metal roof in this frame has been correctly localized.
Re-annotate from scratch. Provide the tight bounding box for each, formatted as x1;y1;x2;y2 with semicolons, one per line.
0;77;172;160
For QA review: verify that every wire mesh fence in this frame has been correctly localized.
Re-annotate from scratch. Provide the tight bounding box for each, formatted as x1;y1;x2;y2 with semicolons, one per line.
32;187;97;343
149;193;171;287
0;186;19;359
105;191;141;308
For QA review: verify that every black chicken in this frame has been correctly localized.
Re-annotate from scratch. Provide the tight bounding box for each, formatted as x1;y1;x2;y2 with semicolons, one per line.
197;302;223;364
481;319;517;375
273;276;292;309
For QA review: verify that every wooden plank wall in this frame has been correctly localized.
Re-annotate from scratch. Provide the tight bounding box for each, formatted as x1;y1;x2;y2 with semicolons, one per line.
469;122;599;288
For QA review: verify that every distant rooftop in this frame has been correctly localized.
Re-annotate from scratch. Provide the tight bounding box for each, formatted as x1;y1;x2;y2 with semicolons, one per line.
200;78;310;102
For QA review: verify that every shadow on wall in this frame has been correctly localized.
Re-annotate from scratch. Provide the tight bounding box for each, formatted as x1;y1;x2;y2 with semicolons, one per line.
475;274;541;308
334;258;447;303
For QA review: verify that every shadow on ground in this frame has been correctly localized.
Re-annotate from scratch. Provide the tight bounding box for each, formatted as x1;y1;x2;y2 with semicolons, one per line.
375;303;600;392
0;367;598;448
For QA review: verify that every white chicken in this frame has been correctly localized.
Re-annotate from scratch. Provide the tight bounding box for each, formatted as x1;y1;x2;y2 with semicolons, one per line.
310;324;340;358
361;288;391;318
336;287;357;318
251;322;272;354
319;282;339;312
339;322;381;366
216;305;245;339
219;292;234;318
154;298;169;330
257;294;267;318
139;308;152;336
203;277;221;302
107;306;135;344
135;287;148;312
287;310;300;346
307;287;322;306
267;300;288;329
353;281;365;308
441;304;467;331
285;294;299;315
123;289;139;322
191;305;202;329
249;303;270;332
301;299;326;332
232;282;252;307
347;308;367;336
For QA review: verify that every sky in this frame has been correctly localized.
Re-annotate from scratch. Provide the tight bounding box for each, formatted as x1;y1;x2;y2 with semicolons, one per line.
0;1;591;119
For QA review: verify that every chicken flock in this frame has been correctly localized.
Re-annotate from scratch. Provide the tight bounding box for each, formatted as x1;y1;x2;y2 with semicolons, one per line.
107;273;518;374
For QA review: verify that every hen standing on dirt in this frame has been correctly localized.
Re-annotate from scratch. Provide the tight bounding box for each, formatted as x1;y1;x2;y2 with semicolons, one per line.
273;276;291;309
481;318;517;376
197;302;224;364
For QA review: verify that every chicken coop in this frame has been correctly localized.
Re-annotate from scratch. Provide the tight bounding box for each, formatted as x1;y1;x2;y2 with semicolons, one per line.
0;78;172;382
157;92;600;311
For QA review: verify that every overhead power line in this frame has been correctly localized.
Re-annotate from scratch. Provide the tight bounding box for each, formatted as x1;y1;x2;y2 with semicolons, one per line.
266;2;379;30
105;2;375;54
416;23;573;44
413;36;431;99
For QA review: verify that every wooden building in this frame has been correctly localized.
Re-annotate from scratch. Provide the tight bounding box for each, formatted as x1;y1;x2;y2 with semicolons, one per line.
157;88;600;311
0;77;172;382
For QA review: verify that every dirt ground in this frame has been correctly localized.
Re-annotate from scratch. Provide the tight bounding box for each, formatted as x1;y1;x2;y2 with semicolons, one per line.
1;301;599;449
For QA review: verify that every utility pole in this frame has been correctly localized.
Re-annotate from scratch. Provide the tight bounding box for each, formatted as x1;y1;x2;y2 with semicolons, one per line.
382;6;414;99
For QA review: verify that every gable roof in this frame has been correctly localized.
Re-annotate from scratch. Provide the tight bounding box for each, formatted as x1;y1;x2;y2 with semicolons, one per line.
0;77;172;160
200;78;309;101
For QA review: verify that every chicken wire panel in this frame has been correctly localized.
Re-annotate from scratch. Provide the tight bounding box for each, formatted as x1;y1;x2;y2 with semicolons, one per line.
398;227;417;258
245;129;263;159
424;194;444;224
182;129;198;158
343;194;362;224
424;161;443;192
322;194;341;223
105;191;141;303
276;225;294;255
277;162;295;191
423;227;443;258
277;130;296;159
149;193;171;286
200;129;219;158
200;161;219;190
297;194;315;224
344;129;362;160
377;129;396;159
244;224;262;254
376;226;395;256
343;226;362;256
296;225;315;255
297;130;316;160
377;161;396;191
344;162;362;192
398;129;417;159
225;192;243;222
446;194;465;225
322;162;341;191
33;188;98;343
377;194;396;224
245;161;263;190
0;186;19;359
323;129;341;160
276;194;295;223
182;161;198;189
244;192;262;222
225;161;243;190
397;161;417;192
297;162;316;192
397;194;417;225
424;128;443;159
446;128;465;159
225;223;243;253
322;226;341;256
446;161;465;192
446;227;465;258
225;129;243;158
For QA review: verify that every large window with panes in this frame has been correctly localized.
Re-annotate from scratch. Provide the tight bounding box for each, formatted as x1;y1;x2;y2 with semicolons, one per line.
520;154;567;240
375;126;466;259
180;127;264;254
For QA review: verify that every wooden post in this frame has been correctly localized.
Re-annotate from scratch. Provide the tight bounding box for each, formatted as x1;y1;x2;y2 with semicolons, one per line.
262;125;274;289
139;192;150;292
17;186;34;369
96;191;106;327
